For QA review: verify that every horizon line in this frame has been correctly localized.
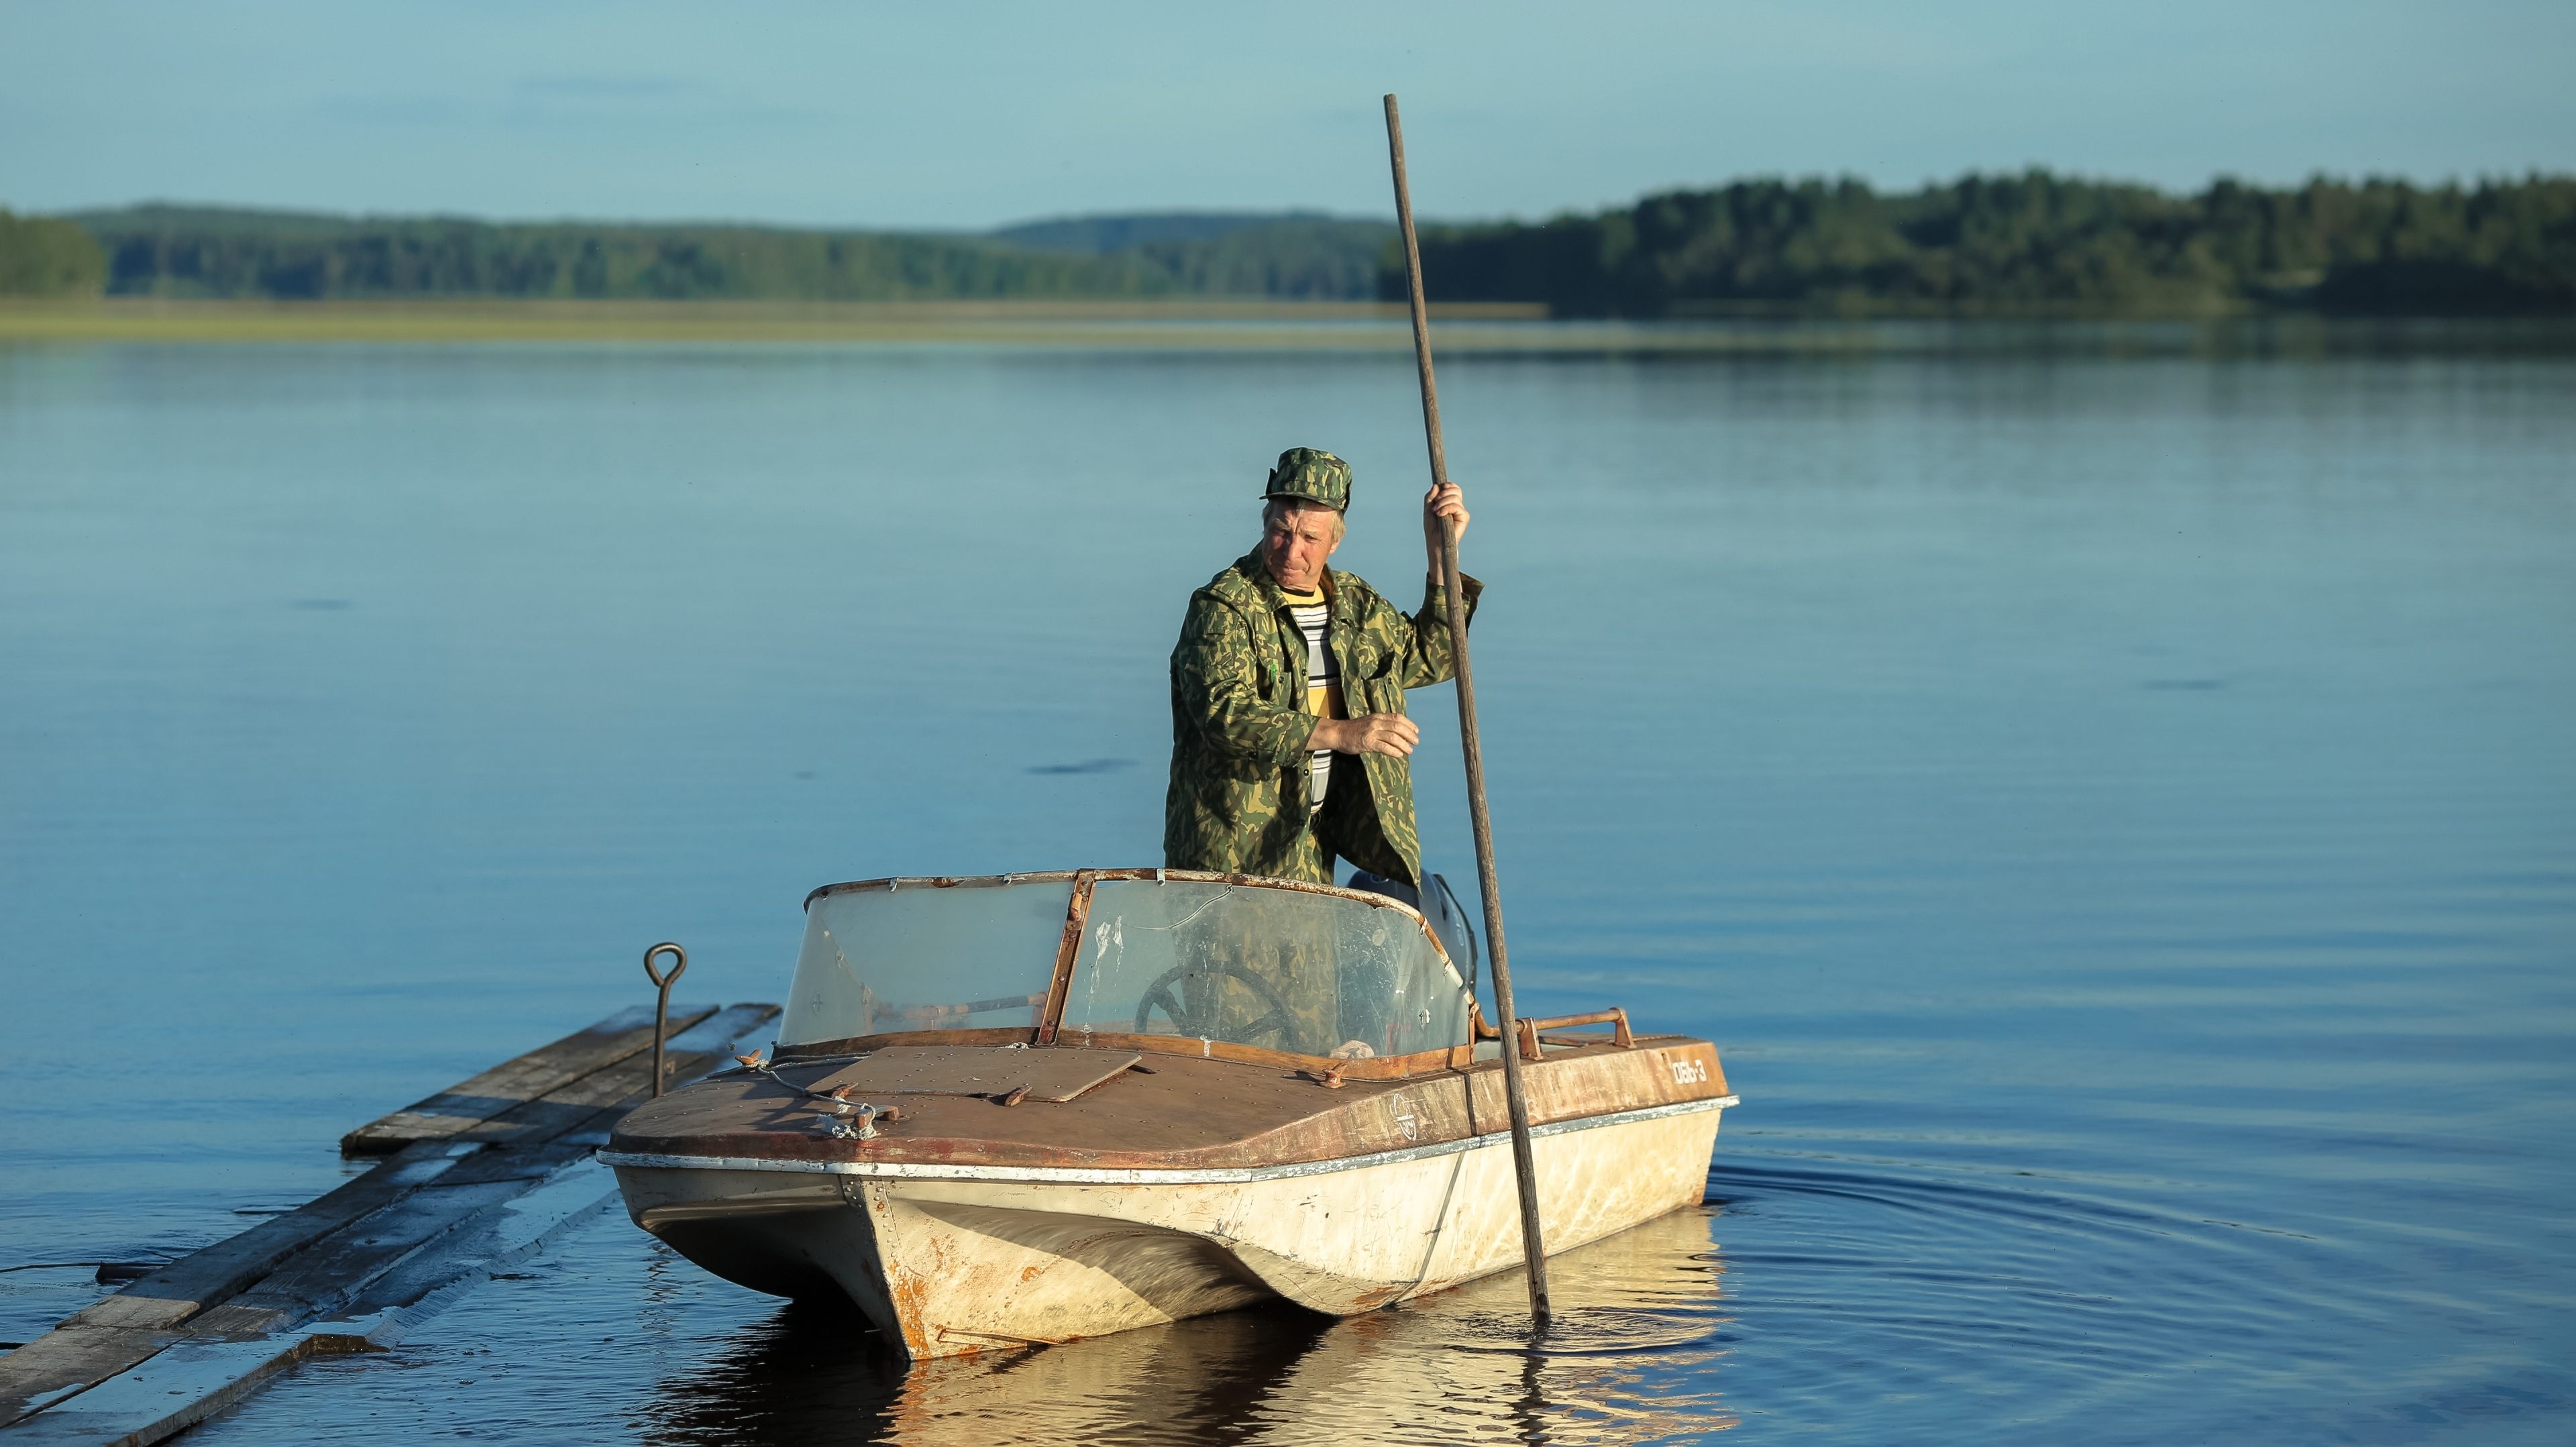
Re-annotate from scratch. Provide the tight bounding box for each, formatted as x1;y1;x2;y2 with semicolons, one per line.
23;165;2571;237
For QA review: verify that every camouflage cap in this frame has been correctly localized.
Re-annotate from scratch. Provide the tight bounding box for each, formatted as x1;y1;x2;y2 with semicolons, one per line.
1262;447;1352;513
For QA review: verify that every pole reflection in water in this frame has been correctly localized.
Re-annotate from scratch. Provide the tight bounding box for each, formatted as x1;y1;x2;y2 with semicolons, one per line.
637;1207;1735;1446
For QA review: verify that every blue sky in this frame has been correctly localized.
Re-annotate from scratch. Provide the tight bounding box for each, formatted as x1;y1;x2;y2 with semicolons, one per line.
2;1;2568;229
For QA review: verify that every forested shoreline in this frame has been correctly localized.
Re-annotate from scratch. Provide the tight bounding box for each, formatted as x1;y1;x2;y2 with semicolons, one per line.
1402;173;2576;317
0;205;1393;305
0;211;106;296
3;171;2569;315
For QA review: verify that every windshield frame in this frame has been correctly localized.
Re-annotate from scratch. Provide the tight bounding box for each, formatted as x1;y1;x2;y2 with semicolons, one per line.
781;868;1477;1077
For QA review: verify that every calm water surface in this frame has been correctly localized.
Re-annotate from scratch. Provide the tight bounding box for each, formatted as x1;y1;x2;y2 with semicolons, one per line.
3;329;2571;1443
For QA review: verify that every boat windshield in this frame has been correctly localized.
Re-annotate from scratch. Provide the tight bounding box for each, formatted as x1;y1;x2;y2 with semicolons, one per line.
779;877;1073;1047
1063;879;1471;1060
776;873;1474;1060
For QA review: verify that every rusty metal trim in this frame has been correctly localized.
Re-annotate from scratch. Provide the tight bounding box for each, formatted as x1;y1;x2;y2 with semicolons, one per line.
1034;871;1097;1045
798;869;1458;973
773;1026;1037;1062
1004;1029;1467;1081
788;867;1471;1055
1515;1007;1633;1061
641;942;688;1097
1081;868;1456;971
600;1094;1739;1185
773;1026;1471;1080
804;871;1082;910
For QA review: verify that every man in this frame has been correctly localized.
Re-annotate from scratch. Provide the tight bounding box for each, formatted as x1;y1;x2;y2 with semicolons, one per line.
1165;446;1477;890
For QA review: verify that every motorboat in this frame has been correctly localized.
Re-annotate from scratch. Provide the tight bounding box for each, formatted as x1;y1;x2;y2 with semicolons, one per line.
603;868;1737;1358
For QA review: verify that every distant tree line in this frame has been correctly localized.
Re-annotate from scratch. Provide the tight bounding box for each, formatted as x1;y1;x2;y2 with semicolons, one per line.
1393;172;2576;317
3;173;2569;315
46;207;1192;301
986;212;1395;301
1118;217;1393;301
0;206;1393;304
0;209;106;296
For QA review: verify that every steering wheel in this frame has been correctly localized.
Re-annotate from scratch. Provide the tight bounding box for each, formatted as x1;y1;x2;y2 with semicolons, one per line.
1132;961;1295;1049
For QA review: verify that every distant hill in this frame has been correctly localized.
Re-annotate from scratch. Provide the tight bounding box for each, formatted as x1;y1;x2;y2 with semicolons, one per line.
30;205;1397;303
1097;215;1395;301
989;211;1355;254
13;176;2572;313
66;203;417;237
990;211;1397;299
58;205;1166;302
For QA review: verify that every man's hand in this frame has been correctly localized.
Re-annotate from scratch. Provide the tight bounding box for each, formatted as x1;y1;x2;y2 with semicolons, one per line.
1309;713;1421;758
1422;480;1469;584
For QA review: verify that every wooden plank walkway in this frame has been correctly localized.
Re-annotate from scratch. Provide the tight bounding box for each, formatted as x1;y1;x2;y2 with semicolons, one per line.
0;1000;777;1445
339;1003;718;1155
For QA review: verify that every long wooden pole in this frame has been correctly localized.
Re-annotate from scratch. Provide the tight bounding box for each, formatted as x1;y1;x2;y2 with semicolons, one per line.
1384;91;1552;1327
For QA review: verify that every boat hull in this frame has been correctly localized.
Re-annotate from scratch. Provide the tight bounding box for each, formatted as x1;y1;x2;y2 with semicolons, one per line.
609;1096;1727;1357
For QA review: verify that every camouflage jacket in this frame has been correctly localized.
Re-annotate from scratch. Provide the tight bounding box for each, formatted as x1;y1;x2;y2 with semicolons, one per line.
1164;551;1483;888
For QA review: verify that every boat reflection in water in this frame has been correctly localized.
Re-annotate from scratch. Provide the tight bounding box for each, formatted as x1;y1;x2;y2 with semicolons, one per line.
639;1205;1735;1446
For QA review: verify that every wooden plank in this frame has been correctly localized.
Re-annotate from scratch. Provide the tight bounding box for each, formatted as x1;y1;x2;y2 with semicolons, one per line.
339;1159;625;1324
55;1144;455;1334
228;1008;777;1336
181;1181;532;1339
454;1002;780;1149
0;1002;777;1443
5;1165;633;1447
424;1138;595;1187
338;1003;718;1155
0;1336;319;1447
185;1010;773;1338
0;1329;176;1431
3;1145;456;1426
418;1008;773;1173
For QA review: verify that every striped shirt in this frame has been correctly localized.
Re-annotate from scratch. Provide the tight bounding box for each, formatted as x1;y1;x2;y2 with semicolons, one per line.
1280;586;1344;814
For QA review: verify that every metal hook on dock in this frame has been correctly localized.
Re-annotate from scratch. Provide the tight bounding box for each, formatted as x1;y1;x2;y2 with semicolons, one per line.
643;942;688;1097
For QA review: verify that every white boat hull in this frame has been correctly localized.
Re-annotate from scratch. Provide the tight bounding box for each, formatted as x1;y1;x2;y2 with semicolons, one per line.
609;1096;1729;1357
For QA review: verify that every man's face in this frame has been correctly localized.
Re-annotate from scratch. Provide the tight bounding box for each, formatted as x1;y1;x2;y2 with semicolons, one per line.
1260;502;1343;594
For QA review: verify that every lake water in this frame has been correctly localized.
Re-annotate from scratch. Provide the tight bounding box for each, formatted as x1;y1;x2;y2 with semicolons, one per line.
3;325;2572;1444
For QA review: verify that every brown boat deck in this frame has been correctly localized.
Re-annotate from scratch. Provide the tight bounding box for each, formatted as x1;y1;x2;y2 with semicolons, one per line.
611;1031;1731;1172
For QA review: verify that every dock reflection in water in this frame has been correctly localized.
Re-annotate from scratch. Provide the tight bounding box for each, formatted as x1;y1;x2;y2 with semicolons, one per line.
639;1209;1733;1447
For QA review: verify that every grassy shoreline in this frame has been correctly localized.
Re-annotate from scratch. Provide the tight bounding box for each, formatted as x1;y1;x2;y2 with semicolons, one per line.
0;297;1544;346
3;298;2567;355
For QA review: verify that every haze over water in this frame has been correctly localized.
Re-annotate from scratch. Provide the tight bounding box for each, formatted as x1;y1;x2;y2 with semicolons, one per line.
3;324;2571;1443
